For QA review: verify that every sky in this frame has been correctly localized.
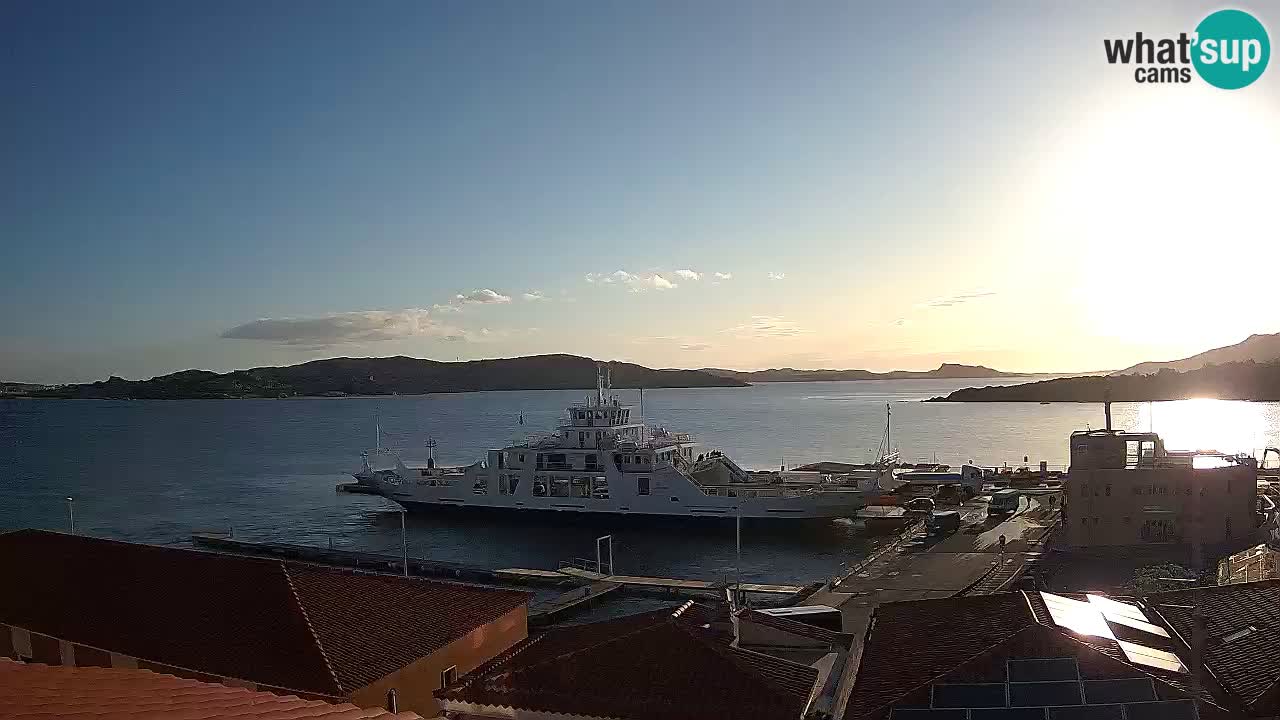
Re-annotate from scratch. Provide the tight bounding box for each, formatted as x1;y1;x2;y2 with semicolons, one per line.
4;1;1280;383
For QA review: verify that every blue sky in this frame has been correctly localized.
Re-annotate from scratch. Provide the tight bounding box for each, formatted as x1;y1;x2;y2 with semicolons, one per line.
4;1;1279;382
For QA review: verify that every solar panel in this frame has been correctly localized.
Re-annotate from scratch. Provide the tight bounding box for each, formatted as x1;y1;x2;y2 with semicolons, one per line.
933;683;1007;708
972;709;1049;720
1048;704;1124;720
1008;658;1080;682
1009;682;1082;707
1084;595;1147;621
1082;678;1157;704
1117;640;1188;674
1124;700;1197;720
1039;593;1114;639
892;709;967;720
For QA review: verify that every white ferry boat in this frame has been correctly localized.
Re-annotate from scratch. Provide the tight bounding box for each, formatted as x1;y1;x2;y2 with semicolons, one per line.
352;369;890;521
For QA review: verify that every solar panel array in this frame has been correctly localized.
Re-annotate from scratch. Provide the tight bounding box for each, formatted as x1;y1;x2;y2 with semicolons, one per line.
1038;593;1187;674
888;657;1199;720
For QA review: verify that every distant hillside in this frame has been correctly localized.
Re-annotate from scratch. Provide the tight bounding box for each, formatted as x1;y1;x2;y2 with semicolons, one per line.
33;355;747;399
1115;333;1280;375
701;363;1025;383
929;360;1280;402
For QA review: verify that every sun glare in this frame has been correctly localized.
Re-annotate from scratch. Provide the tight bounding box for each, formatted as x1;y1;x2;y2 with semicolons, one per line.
1136;398;1269;455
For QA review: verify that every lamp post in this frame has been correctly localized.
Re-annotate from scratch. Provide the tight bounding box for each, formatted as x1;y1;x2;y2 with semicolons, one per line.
400;508;409;578
65;496;75;535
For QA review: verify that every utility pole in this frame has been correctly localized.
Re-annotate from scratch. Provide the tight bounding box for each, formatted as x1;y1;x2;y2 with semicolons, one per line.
65;496;75;535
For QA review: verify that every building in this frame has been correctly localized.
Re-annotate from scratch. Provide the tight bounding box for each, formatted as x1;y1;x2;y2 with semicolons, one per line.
847;582;1280;719
1145;579;1280;716
437;601;854;720
1064;427;1257;548
847;591;1228;720
1219;544;1280;584
0;658;423;720
0;529;529;717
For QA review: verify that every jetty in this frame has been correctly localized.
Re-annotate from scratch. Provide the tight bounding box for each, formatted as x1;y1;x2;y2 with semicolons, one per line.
190;532;801;623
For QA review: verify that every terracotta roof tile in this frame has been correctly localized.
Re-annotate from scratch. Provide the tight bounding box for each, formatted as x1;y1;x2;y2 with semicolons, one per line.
1146;579;1280;713
0;659;421;720
0;530;528;696
439;606;819;720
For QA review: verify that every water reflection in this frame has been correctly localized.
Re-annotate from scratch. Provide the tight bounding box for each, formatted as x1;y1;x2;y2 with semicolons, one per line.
1133;399;1273;455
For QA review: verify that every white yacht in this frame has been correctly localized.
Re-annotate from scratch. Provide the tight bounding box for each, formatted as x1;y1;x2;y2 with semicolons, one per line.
352;369;890;521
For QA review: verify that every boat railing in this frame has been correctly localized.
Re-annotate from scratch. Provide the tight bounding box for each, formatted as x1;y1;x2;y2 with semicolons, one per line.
559;557;604;573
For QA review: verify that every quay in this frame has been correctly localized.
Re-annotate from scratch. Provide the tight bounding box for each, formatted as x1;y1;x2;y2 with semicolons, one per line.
189;532;800;622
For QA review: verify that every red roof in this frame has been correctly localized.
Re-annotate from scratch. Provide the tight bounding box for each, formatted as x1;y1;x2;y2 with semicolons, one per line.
1146;579;1280;714
439;605;820;720
846;591;1231;719
0;659;422;720
0;530;528;696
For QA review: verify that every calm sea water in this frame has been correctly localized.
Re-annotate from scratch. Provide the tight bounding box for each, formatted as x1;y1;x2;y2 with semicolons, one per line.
3;379;1278;585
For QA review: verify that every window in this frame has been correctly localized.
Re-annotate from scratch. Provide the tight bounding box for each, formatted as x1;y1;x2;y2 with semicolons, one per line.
578;431;585;447
1104;484;1111;497
498;474;509;495
518;453;525;463
638;477;650;495
440;665;457;688
551;476;570;497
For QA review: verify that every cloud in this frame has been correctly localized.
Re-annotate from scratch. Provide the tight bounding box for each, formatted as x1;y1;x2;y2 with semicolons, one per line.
586;270;676;291
453;288;511;305
680;343;712;351
674;269;701;281
522;290;546;301
919;289;997;308
892;318;908;327
221;309;455;346
724;315;807;339
767;272;787;281
713;272;733;280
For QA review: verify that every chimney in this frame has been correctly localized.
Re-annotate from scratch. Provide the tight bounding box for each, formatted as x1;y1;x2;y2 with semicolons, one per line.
386;688;398;713
1103;389;1113;431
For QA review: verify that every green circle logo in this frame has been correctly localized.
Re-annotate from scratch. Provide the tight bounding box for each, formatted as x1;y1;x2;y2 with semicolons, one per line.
1192;9;1270;89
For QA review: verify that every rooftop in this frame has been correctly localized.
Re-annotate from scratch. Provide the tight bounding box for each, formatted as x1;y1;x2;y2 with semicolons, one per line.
438;604;821;720
0;658;422;720
846;591;1235;720
1146;579;1280;715
0;529;528;697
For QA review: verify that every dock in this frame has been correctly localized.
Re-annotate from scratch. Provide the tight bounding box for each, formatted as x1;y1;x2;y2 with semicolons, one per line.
190;533;799;623
530;580;622;626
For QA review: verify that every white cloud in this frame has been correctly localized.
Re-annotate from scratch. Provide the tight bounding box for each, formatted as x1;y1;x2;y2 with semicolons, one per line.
713;272;733;280
586;270;676;291
221;309;457;347
724;315;807;339
680;343;711;351
522;290;546;301
919;289;997;308
674;269;701;281
453;288;511;305
767;272;787;281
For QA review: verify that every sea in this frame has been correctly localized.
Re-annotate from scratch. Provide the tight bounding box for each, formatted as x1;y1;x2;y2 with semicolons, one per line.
3;379;1279;588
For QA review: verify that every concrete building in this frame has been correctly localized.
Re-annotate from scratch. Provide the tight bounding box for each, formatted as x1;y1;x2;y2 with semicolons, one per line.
0;530;529;717
1063;425;1257;549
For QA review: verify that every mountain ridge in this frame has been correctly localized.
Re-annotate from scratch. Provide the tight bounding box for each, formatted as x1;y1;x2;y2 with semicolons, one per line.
699;363;1033;383
1114;333;1280;375
26;354;747;399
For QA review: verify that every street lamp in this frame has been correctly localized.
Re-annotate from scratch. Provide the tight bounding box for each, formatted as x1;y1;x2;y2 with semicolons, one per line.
65;496;75;535
399;508;409;578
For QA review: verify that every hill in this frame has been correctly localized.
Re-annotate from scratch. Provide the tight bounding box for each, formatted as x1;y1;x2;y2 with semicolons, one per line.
700;363;1025;383
928;360;1280;402
32;355;747;399
1114;333;1280;375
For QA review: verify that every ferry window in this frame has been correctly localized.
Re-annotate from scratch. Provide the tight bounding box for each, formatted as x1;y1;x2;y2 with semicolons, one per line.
551;476;570;497
441;665;457;688
510;476;520;494
578;431;585;447
533;476;547;496
670;496;679;502
571;476;588;498
498;474;509;495
518;454;525;463
638;477;650;495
